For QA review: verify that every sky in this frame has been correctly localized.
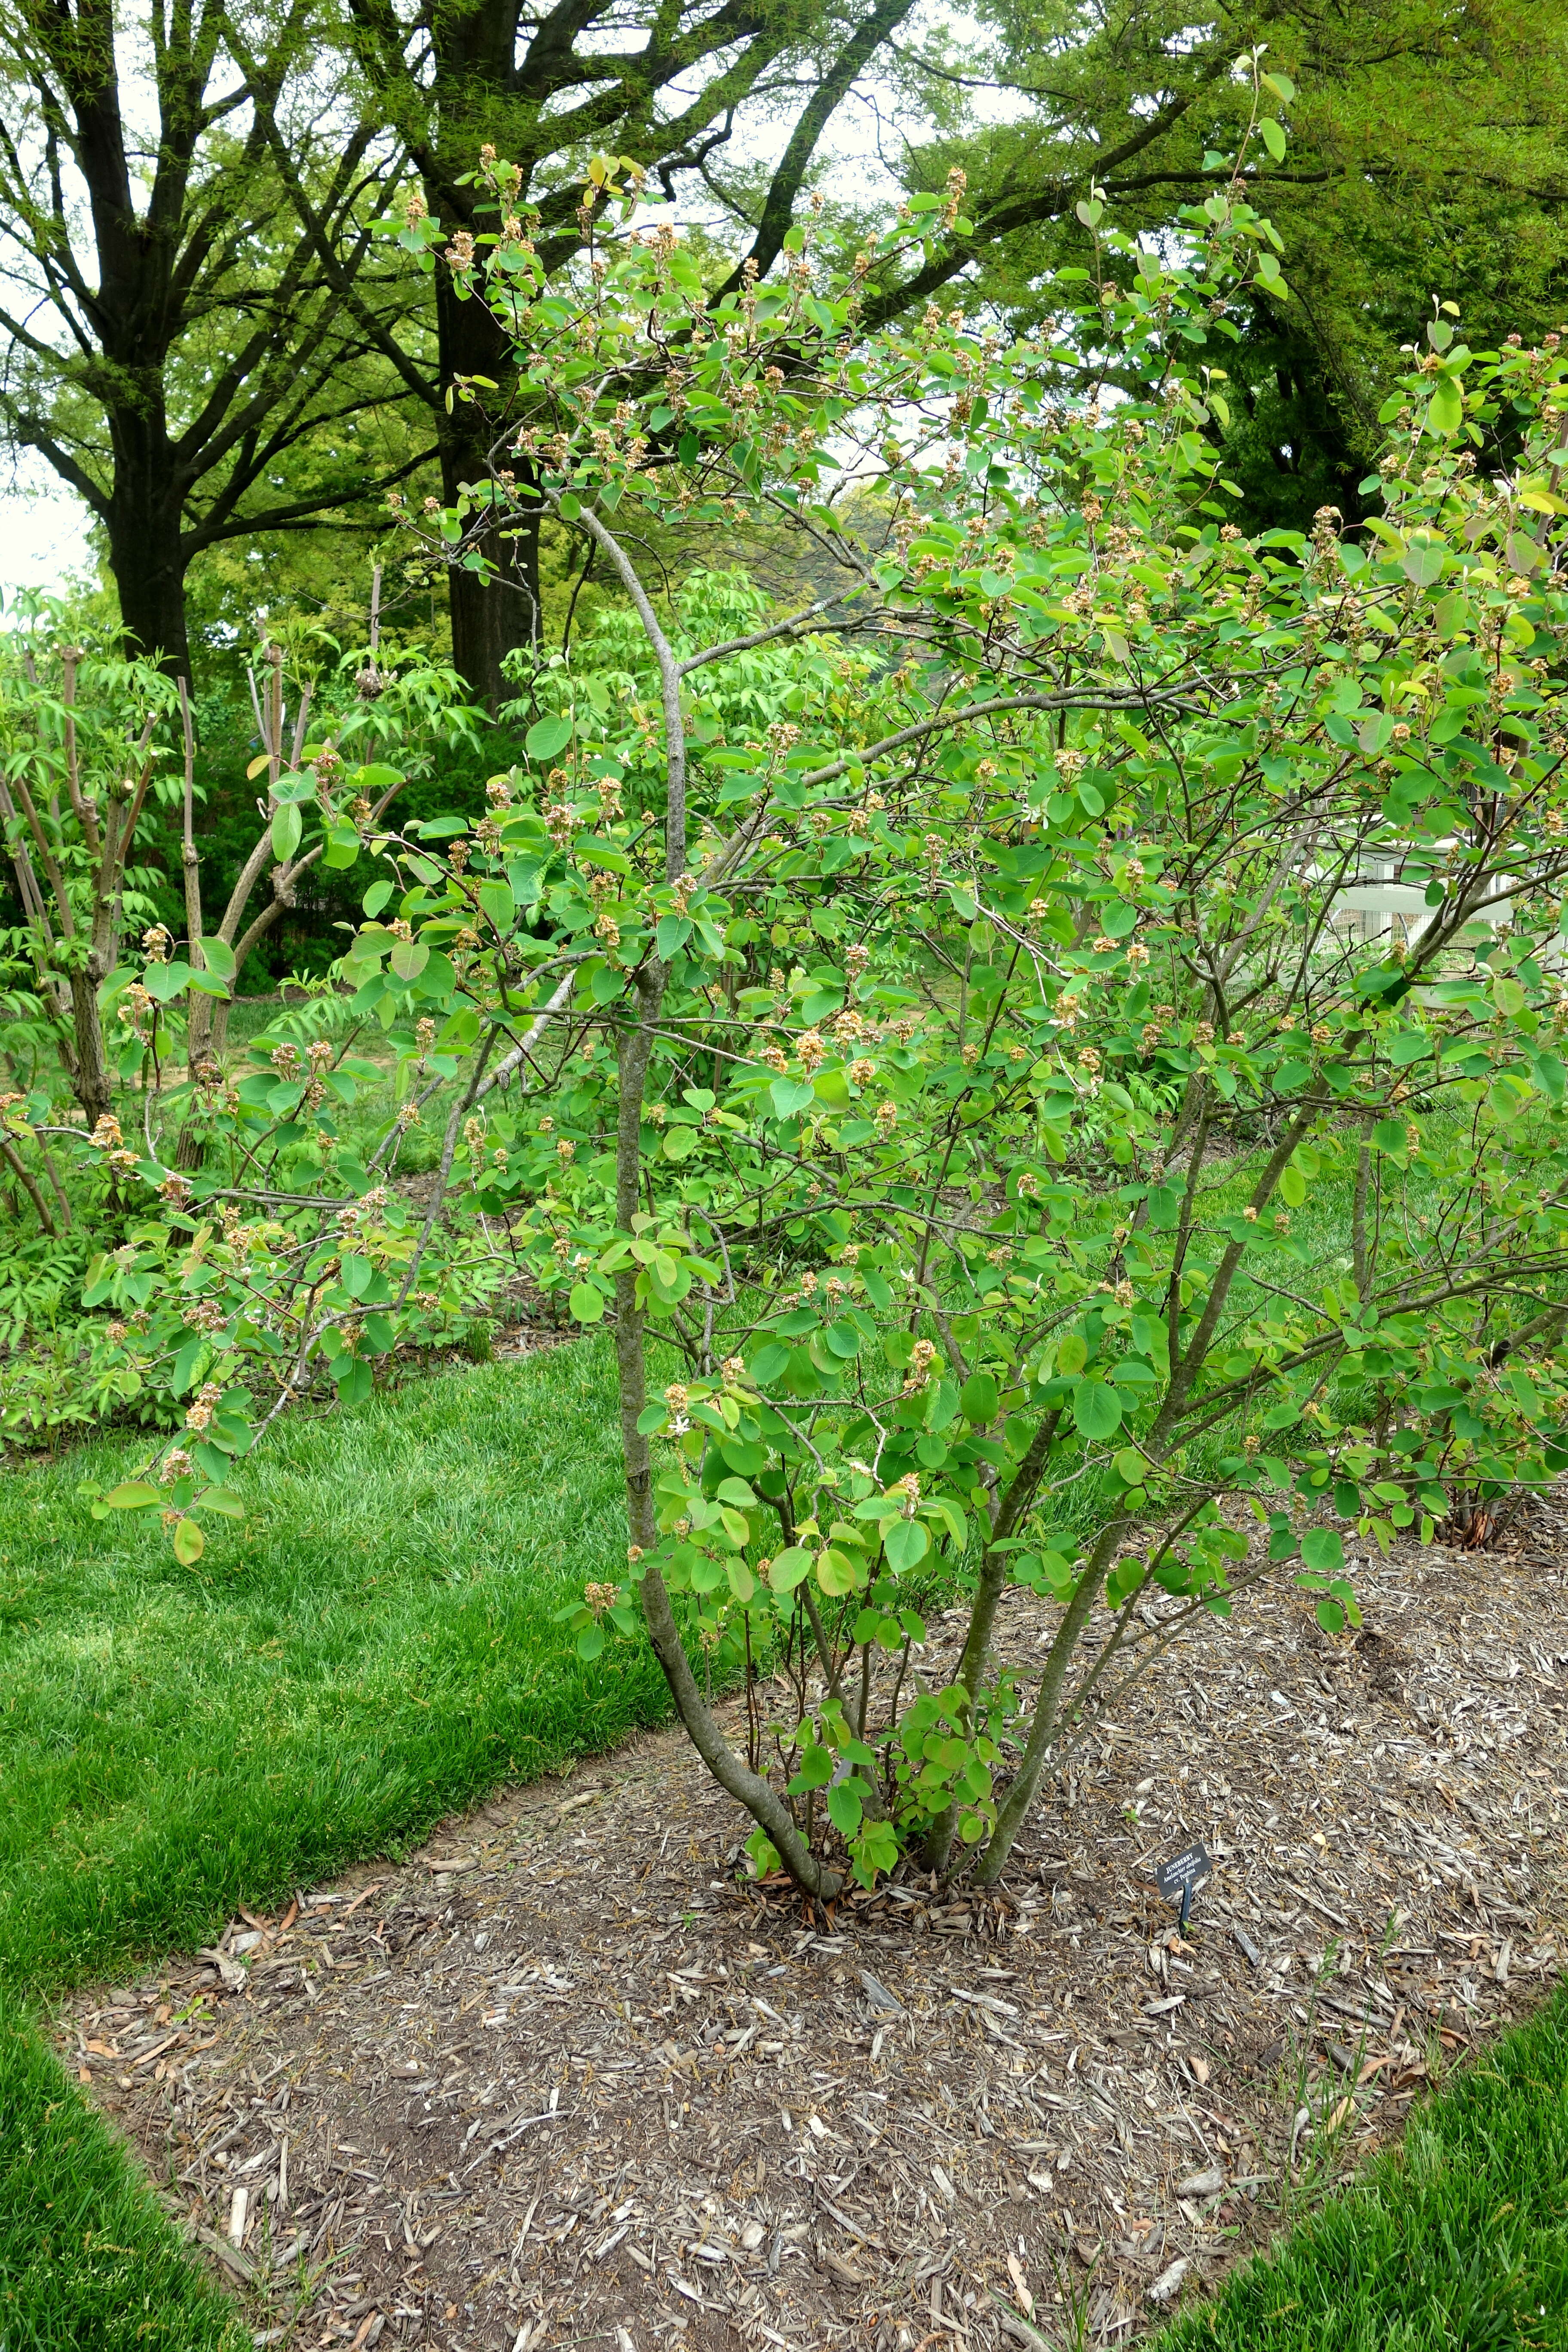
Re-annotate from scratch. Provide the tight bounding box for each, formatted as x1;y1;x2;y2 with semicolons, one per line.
0;453;95;602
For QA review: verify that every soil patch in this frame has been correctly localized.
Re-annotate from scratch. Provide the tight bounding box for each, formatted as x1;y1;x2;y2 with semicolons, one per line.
60;1511;1568;2350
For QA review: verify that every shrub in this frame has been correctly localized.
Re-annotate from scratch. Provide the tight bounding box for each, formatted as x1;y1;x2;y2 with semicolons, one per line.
73;116;1568;1899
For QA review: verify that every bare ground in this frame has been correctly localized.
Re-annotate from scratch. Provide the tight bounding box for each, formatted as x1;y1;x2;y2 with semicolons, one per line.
59;1508;1568;2352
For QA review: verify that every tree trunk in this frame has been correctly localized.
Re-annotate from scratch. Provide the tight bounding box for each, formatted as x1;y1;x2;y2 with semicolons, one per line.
67;968;113;1130
104;403;192;682
433;259;542;711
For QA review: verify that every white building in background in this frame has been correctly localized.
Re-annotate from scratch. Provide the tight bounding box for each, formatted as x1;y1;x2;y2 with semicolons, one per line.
1322;857;1518;951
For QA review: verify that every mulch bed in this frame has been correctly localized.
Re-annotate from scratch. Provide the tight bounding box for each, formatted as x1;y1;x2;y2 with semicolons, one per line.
58;1507;1568;2352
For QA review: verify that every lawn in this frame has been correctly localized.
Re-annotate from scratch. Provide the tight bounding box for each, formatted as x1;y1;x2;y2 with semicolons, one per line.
1155;1984;1568;2352
0;1338;664;2348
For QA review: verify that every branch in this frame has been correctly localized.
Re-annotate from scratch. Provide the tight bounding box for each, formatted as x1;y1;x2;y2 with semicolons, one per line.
712;0;920;296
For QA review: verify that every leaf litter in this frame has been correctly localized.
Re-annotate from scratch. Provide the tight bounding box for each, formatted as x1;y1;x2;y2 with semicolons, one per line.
60;1505;1568;2350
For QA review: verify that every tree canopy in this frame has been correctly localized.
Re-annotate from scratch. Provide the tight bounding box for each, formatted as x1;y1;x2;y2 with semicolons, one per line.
3;0;1565;701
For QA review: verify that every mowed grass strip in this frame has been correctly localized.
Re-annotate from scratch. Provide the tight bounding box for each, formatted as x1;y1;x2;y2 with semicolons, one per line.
0;1988;246;2352
1155;1986;1568;2352
0;1338;658;1988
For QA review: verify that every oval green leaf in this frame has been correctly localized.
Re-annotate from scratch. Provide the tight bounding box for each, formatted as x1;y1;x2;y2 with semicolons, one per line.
1072;1379;1123;1442
526;714;573;763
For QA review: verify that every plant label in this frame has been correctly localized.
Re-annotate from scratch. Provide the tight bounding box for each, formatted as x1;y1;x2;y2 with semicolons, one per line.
1155;1841;1212;1929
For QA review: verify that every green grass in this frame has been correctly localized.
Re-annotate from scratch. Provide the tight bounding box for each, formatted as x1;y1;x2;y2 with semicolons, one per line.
0;1339;656;1986
1155;1988;1568;2352
0;1989;244;2352
0;1339;665;2346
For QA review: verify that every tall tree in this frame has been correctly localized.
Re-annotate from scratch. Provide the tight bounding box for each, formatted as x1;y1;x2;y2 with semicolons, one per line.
273;0;924;708
849;0;1568;526
0;0;427;680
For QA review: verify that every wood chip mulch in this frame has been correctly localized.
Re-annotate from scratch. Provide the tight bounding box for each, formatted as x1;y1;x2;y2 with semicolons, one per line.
59;1507;1568;2352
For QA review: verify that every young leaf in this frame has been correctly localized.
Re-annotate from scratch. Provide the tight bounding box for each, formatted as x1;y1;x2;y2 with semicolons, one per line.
526;714;573;763
882;1520;929;1574
172;1516;205;1565
271;802;303;862
104;1481;160;1510
826;1780;864;1835
1427;375;1464;436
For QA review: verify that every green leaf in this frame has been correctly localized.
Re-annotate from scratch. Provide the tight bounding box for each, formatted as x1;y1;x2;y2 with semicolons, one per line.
749;1342;790;1384
389;936;429;983
826;1780;864;1835
1072;1379;1123;1442
568;1280;605;1323
198;1488;246;1521
103;1481;159;1510
745;1825;781;1878
1057;1332;1088;1376
769;1077;817;1118
790;1745;836;1792
815;1547;863;1596
1279;1164;1306;1207
769;1547;814;1592
526;714;573;762
1301;1528;1345;1574
728;1558;756;1603
1114;1447;1147;1487
928;1496;967;1552
1401;540;1446;588
927;1379;959;1433
1259;116;1286;161
271;802;303;862
882;1519;929;1574
1427;375;1464;437
142;962;193;1003
959;1372;998;1425
172;1516;205;1565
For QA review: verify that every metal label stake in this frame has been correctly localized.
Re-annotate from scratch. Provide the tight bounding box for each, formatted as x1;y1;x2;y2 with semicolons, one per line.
1155;1841;1213;1932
